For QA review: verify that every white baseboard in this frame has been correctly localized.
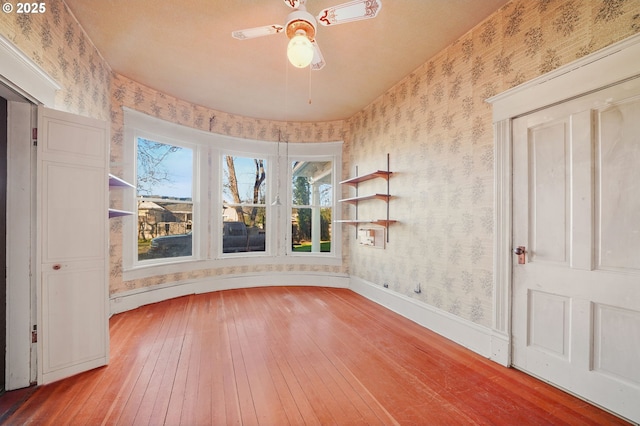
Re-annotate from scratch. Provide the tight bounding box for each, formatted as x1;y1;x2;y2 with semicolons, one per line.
110;272;349;315
349;276;510;366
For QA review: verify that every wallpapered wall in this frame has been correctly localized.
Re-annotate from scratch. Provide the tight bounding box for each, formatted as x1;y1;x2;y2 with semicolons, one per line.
108;74;349;294
2;0;640;325
346;0;640;327
0;0;349;296
0;0;111;120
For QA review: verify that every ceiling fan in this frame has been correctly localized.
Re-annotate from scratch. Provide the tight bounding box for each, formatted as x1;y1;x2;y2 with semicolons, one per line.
231;0;382;70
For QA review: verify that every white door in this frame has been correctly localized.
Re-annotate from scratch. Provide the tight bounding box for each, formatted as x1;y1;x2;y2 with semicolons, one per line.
512;77;640;423
37;107;109;384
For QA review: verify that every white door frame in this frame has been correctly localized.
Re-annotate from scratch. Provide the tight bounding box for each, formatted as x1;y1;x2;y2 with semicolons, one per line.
1;34;60;390
488;33;640;367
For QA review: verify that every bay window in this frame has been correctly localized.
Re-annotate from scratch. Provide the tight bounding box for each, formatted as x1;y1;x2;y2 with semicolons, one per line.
123;108;342;280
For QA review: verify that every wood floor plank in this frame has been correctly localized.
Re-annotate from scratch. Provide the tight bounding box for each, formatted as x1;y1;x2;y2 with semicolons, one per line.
216;293;244;425
162;330;194;425
240;289;308;426
233;291;291;425
175;293;208;426
254;298;322;426
72;309;147;424
324;287;621;425
193;294;229;425
266;289;389;425
147;298;192;425
290;287;474;425
257;288;354;425
223;292;261;425
101;301;176;424
113;298;181;425
4;286;631;426
134;298;191;425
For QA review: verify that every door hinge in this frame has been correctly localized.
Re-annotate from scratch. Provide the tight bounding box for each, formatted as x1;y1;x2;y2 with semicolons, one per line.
32;128;37;146
31;325;37;343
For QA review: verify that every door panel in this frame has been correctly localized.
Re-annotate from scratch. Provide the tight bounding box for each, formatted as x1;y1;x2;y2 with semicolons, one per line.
593;304;640;385
512;80;640;423
37;107;109;385
42;268;106;372
596;97;640;272
529;120;569;264
527;290;570;358
43;120;105;161
42;162;105;262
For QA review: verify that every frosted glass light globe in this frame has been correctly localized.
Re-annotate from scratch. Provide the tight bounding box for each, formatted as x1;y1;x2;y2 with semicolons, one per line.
287;33;314;68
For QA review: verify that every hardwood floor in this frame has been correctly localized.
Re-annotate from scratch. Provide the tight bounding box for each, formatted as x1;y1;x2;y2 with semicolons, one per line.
3;286;630;425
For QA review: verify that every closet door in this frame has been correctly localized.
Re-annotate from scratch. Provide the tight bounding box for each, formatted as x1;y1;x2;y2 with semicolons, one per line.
511;79;640;423
37;107;109;384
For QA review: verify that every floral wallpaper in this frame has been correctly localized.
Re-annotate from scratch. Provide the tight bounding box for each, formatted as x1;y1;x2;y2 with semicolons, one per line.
0;0;111;120
108;73;349;294
346;0;640;327
0;0;349;296
2;0;640;326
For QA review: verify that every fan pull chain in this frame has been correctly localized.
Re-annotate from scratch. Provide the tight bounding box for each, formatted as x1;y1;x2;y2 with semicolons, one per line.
308;65;312;104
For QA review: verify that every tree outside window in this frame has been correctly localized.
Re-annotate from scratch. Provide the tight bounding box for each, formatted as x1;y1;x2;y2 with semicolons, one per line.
291;160;332;253
136;138;194;260
222;155;267;253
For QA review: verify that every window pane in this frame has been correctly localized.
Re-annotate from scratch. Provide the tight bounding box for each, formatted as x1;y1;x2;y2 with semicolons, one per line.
222;207;266;253
291;160;333;253
222;156;267;253
137;138;193;260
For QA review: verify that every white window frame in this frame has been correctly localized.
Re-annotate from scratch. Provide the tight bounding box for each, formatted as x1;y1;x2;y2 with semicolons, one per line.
286;142;342;259
122;109;343;281
122;109;207;277
135;137;198;264
218;148;272;258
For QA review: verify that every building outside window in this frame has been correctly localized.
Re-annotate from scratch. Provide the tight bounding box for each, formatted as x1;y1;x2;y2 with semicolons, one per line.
291;160;333;253
136;137;194;261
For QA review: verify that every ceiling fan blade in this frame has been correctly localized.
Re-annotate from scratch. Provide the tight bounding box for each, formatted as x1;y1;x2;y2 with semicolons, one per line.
310;40;326;71
317;0;382;26
231;24;284;40
283;0;304;8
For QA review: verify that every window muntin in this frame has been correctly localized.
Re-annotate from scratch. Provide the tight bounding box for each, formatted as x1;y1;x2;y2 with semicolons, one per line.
222;155;267;253
136;137;194;261
291;160;333;253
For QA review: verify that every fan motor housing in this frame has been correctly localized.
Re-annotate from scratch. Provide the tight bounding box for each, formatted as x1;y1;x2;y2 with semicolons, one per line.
285;10;316;40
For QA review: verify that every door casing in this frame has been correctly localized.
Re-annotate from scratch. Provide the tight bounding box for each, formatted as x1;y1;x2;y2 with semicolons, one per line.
1;34;62;390
488;33;640;423
487;33;640;367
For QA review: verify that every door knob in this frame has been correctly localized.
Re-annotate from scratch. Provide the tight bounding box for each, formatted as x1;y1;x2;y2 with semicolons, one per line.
513;246;526;264
52;264;62;270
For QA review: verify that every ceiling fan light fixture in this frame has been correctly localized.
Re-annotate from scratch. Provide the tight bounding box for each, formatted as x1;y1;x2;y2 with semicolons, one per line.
232;0;382;71
287;31;314;68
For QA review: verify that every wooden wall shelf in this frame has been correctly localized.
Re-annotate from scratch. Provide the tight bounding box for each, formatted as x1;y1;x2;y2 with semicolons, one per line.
337;153;396;243
340;170;393;186
109;173;136;188
109;173;135;217
339;194;391;204
335;219;397;227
